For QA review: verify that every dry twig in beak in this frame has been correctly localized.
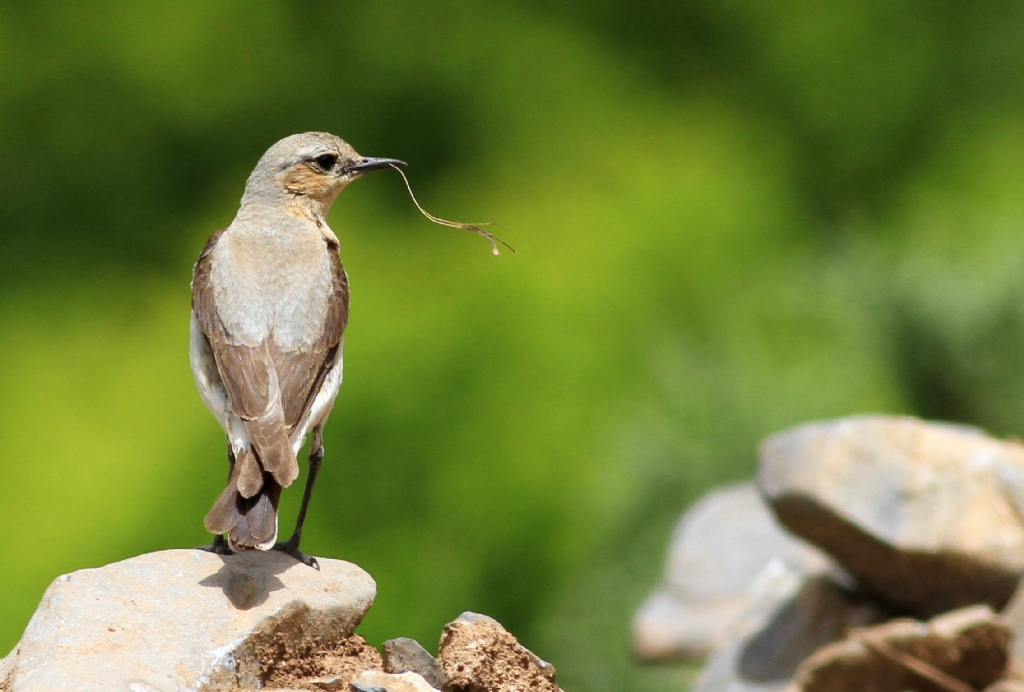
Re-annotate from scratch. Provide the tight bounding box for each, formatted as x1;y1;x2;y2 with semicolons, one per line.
388;163;515;256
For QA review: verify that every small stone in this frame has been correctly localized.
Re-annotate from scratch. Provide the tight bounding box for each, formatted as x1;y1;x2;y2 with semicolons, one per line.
633;482;837;661
2;549;377;692
350;668;440;692
305;674;347;690
382;637;447;689
986;681;1024;692
691;571;887;692
759;415;1024;615
438;612;561;692
788;605;1011;692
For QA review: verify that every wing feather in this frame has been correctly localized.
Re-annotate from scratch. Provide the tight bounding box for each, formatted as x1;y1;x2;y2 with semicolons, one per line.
192;230;348;491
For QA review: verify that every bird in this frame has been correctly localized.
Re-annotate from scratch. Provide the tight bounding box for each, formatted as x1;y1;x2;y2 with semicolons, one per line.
190;132;405;568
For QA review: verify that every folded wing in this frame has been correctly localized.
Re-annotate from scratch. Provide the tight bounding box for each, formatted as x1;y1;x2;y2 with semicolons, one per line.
192;230;349;547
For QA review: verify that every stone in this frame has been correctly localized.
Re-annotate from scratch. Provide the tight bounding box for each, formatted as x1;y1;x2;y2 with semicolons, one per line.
994;577;1024;674
437;612;560;692
0;654;12;692
691;568;887;692
632;482;836;660
350;668;440;692
759;415;1024;615
383;637;447;689
787;605;1011;692
987;681;1024;692
1;549;379;692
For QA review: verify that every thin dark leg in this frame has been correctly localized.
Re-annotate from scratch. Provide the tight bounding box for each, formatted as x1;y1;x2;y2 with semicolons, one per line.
274;427;323;569
199;443;236;556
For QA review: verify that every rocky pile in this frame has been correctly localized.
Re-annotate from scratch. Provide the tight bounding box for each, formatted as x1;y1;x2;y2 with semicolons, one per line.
0;550;561;692
635;415;1024;691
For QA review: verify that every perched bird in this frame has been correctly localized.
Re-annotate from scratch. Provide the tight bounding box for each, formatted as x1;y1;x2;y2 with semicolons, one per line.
190;132;404;567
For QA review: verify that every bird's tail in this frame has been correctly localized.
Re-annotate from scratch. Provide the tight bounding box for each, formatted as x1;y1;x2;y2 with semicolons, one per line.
204;447;282;551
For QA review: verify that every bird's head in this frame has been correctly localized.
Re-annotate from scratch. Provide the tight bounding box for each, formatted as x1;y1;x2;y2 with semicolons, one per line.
240;132;405;222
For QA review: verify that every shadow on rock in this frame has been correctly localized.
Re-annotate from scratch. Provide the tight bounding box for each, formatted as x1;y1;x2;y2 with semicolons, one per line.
738;576;884;684
198;551;298;610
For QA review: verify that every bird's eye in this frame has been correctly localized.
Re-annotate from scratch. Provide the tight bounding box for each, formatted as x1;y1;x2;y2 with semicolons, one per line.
313;154;337;171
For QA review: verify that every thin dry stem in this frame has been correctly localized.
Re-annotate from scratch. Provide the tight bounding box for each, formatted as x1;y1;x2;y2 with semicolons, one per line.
388;163;514;256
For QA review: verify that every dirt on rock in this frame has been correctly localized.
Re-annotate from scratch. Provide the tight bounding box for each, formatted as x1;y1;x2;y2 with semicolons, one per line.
250;634;382;691
438;612;560;692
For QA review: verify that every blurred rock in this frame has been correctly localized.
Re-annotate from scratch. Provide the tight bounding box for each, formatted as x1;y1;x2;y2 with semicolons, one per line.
691;568;887;692
350;668;440;692
788;605;1011;692
633;482;836;660
383;637;447;689
0;549;379;692
995;578;1024;674
759;415;1024;615
438;612;560;692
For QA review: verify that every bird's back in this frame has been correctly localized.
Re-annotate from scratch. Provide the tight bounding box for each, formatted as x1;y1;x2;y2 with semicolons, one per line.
210;217;337;352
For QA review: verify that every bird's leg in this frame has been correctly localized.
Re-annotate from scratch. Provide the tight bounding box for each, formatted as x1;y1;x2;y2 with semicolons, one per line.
199;444;236;556
273;426;323;569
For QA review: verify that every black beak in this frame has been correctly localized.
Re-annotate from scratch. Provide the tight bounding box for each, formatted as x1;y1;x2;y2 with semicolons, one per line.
346;157;407;174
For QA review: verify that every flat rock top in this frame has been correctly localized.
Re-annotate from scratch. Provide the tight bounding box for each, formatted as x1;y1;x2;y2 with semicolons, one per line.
3;549;376;692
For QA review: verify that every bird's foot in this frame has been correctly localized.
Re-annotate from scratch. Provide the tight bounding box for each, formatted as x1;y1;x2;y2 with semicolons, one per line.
198;534;234;556
272;538;319;569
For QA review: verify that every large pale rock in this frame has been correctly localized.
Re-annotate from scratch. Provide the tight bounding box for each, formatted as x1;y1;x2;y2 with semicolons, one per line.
0;651;12;691
691;568;887;692
787;605;1011;692
759;415;1024;615
633;482;835;660
1;549;377;692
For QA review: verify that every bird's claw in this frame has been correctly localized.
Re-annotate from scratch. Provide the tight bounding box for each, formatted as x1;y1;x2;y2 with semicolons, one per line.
272;539;319;569
198;535;234;556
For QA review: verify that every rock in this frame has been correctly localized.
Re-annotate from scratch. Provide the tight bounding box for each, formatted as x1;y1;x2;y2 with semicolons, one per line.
632;482;836;660
787;605;1011;692
1;549;379;692
987;681;1024;692
350;668;440;692
994;578;1024;674
758;415;1024;615
383;637;447;689
0;654;12;692
437;612;560;692
691;569;887;692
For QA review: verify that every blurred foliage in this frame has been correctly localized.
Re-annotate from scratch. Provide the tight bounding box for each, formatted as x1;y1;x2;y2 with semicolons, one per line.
4;3;1024;690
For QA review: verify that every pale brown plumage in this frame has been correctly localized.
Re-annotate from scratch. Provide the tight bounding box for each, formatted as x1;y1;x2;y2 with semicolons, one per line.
190;132;403;562
193;230;349;544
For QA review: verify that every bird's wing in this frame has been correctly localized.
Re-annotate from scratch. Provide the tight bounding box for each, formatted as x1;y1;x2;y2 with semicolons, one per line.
273;235;349;436
192;230;348;489
193;229;294;487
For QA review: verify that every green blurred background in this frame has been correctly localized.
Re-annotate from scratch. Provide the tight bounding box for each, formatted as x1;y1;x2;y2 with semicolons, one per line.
4;2;1024;689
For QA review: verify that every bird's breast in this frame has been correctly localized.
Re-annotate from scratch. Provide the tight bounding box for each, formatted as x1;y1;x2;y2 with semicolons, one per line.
210;227;335;351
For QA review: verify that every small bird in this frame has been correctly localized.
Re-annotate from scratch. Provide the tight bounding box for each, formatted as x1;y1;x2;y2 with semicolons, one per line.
190;132;404;567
